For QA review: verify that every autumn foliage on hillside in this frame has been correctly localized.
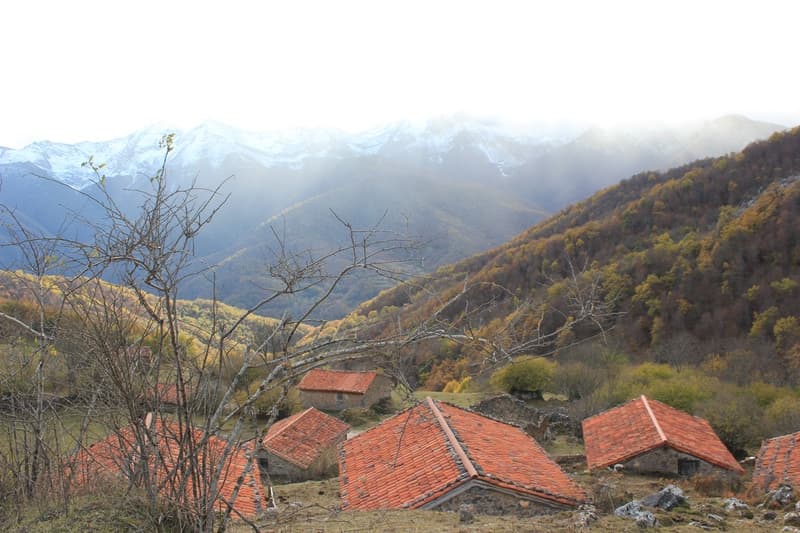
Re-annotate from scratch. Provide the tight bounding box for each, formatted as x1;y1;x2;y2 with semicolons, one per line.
323;127;800;387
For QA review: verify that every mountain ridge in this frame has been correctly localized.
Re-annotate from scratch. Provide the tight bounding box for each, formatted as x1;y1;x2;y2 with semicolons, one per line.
0;114;788;319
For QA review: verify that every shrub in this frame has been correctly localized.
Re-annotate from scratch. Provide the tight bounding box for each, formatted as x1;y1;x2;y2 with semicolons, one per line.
423;357;471;390
554;362;602;400
765;395;800;436
647;372;713;412
698;387;763;456
490;357;556;398
340;407;377;427
370;396;395;415
442;375;472;393
747;381;792;407
455;376;473;393
235;386;302;418
627;362;676;385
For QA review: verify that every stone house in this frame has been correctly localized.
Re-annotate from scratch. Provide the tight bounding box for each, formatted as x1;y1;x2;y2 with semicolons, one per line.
257;407;349;482
297;369;392;411
70;413;270;520
339;397;586;516
752;430;800;493
582;395;744;477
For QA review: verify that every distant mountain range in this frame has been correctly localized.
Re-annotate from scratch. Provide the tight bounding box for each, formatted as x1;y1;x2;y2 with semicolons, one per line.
0;114;786;318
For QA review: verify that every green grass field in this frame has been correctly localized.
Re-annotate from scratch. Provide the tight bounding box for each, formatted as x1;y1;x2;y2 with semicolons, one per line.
411;390;489;408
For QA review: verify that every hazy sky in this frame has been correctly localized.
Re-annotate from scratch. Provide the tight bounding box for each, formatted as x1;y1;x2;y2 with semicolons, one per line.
2;0;799;148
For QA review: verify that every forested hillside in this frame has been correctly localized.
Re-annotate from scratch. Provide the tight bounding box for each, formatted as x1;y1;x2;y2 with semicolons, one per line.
324;127;800;390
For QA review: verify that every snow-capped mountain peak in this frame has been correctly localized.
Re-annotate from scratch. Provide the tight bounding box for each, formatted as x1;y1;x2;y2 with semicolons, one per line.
0;116;573;189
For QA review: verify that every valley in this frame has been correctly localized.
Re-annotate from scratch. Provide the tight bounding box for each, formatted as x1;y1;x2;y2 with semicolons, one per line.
0;115;784;318
0;118;798;532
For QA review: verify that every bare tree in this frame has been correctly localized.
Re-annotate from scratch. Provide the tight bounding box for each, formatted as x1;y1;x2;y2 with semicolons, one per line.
0;203;98;518
0;135;616;531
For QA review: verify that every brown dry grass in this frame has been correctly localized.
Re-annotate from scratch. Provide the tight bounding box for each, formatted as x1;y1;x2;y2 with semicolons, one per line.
230;473;784;533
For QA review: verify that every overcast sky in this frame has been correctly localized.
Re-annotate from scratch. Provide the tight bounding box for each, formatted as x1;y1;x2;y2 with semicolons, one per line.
1;0;799;148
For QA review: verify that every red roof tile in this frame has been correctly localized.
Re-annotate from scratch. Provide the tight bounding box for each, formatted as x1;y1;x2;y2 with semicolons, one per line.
262;408;349;469
752;431;800;492
69;415;269;519
297;369;378;394
582;395;743;474
339;397;586;511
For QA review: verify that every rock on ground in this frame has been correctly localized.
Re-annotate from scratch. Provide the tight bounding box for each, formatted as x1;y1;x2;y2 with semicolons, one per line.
574;504;598;528
641;484;686;511
766;485;795;508
615;500;657;528
723;497;749;513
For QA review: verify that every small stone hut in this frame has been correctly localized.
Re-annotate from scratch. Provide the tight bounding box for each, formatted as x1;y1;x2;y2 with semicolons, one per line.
582;395;743;477
258;407;349;482
297;369;391;411
339;397;586;516
752;430;800;493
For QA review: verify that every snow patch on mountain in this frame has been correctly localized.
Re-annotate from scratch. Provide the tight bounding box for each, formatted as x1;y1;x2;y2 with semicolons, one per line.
0;117;570;189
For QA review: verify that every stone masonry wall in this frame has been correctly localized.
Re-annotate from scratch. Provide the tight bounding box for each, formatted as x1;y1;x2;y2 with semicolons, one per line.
263;451;306;481
623;447;735;478
434;484;566;517
299;390;364;410
263;442;342;482
471;394;575;441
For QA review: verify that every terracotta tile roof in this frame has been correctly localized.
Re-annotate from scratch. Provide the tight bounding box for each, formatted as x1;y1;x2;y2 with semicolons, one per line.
582;395;743;474
69;415;269;519
752;431;800;492
261;407;349;469
297;369;378;394
339;397;586;511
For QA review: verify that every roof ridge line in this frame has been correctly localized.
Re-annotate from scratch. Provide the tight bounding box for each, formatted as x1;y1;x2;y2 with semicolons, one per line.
264;407;312;443
425;397;478;478
640;395;667;443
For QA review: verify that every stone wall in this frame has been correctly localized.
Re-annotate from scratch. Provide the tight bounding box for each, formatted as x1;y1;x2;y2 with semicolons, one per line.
471;394;575;441
361;374;392;407
623;446;735;478
262;451;305;481
434;483;568;517
299;390;363;410
260;438;343;482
